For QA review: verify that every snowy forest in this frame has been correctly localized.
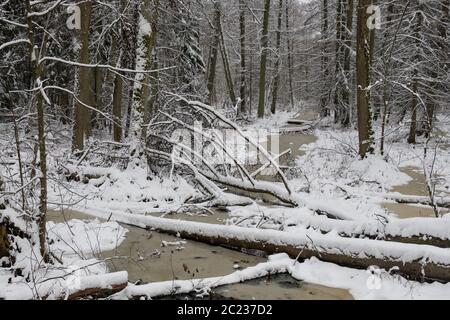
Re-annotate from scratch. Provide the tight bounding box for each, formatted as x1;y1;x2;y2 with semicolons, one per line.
0;0;449;300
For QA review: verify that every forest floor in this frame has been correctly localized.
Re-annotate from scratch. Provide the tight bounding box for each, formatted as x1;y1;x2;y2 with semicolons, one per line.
1;105;450;299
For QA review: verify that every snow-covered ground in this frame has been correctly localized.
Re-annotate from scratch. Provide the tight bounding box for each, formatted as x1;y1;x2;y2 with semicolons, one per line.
1;110;450;300
0;211;127;299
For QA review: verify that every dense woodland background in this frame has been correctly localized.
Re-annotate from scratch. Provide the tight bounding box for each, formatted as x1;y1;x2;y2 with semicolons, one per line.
1;0;448;149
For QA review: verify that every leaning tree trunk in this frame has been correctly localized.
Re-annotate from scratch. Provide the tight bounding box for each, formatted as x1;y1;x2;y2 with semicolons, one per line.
257;0;271;119
218;6;238;108
356;0;375;158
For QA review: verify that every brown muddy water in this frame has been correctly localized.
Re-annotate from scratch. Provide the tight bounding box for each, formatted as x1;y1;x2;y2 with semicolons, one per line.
47;209;352;300
383;166;450;219
252;111;318;180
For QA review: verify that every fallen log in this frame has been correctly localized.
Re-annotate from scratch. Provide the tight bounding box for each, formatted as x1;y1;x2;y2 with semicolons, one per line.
370;192;450;210
287;119;313;125
204;173;359;220
112;258;288;300
279;126;312;134
332;182;450;209
83;210;450;283
66;271;128;300
289;211;450;248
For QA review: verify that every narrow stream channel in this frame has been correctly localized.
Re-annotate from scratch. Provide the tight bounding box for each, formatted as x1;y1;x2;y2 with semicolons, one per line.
47;209;352;300
383;166;450;218
46;110;448;299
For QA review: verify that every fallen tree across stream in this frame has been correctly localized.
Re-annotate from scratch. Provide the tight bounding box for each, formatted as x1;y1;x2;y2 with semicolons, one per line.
82;209;450;283
65;271;128;300
332;182;450;210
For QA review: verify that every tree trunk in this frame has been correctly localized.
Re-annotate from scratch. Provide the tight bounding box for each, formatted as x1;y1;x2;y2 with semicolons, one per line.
356;0;374;158
66;272;128;300
112;73;123;143
218;5;237;108
206;1;221;106
129;0;157;163
124;1;140;139
407;3;423;144
0;175;8;259
72;0;93;152
380;3;395;155
239;0;247;115
270;0;283;114
285;0;295;110
334;0;345;123
25;0;48;260
320;0;330;117
341;0;354;127
257;0;271;118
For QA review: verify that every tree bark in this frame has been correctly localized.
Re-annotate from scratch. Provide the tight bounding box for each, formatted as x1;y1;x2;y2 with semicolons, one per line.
257;0;271;118
72;0;93;152
25;0;48;260
285;0;294;110
341;0;354;127
239;0;247;115
130;0;157;161
218;5;238;108
66;272;128;300
407;3;423;144
334;0;345;123
320;0;330;117
270;0;283;114
206;1;221;106
356;0;374;158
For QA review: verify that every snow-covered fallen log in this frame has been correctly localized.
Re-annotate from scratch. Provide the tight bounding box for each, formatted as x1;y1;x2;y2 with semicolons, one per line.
290;211;450;248
204;173;359;220
111;256;288;300
114;253;450;300
82;209;450;283
279;125;313;134
333;182;450;209
66;271;128;300
287;119;314;125
369;192;450;209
